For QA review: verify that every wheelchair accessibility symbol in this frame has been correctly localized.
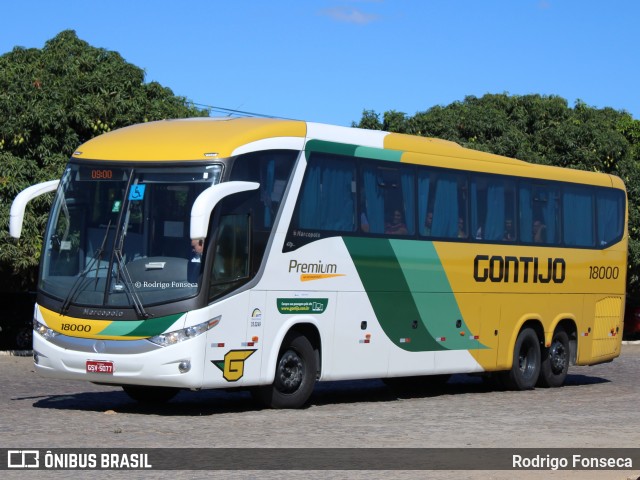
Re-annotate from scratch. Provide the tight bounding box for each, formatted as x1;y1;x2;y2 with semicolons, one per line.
128;184;146;201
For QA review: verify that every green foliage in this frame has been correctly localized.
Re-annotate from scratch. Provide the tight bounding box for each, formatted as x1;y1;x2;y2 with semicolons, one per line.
355;94;640;302
0;30;208;291
352;110;382;130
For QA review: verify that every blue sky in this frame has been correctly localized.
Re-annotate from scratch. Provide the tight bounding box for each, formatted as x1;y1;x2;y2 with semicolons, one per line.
1;0;638;126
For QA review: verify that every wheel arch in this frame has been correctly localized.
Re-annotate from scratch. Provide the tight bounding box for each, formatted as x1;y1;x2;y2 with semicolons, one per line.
287;322;322;378
521;319;544;345
263;319;322;384
548;317;578;366
505;317;544;369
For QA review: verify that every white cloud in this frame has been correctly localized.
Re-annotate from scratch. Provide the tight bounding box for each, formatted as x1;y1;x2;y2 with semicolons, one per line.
320;7;379;25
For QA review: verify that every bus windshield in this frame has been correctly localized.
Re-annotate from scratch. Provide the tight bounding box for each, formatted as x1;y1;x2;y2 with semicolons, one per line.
39;163;222;310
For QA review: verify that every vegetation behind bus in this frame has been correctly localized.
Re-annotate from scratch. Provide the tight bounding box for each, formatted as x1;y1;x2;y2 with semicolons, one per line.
355;98;640;303
0;31;208;291
1;30;639;307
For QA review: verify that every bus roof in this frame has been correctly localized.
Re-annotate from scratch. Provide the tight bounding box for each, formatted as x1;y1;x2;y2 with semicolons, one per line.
72;117;307;161
72;117;620;189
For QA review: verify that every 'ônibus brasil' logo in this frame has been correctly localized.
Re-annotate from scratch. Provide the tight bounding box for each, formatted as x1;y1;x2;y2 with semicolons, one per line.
212;350;256;382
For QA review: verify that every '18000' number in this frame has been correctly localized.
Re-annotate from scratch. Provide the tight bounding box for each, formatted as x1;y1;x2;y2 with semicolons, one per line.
60;323;92;332
588;265;619;280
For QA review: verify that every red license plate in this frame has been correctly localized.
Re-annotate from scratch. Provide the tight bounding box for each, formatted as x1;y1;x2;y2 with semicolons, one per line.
86;360;114;374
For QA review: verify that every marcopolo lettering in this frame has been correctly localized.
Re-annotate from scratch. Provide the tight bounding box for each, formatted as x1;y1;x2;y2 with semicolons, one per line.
474;254;566;284
83;308;125;317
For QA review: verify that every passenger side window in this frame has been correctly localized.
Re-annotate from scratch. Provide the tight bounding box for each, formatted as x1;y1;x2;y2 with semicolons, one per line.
360;164;415;235
520;183;560;245
597;189;625;246
471;175;516;242
563;186;594;247
296;153;356;232
230;150;298;229
426;172;467;239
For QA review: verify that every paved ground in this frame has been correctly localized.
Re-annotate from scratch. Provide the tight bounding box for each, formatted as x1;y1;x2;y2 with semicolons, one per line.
1;344;639;480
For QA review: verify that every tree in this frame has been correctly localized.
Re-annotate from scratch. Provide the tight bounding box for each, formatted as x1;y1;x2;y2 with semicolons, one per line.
0;30;208;291
355;94;640;301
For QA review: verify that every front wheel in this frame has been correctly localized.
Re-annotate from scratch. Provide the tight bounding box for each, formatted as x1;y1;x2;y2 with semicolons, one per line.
537;330;570;388
15;326;32;350
500;327;541;390
252;332;317;409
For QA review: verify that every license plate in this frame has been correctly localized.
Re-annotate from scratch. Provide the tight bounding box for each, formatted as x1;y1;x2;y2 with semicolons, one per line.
86;360;114;374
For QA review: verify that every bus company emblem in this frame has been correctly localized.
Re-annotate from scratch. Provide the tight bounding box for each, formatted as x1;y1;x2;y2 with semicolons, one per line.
212;349;256;382
473;255;566;284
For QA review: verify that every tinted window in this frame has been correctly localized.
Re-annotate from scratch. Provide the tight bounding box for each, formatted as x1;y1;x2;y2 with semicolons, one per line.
563;186;594;247
471;175;516;242
360;164;415;236
597;189;625;246
295;153;356;232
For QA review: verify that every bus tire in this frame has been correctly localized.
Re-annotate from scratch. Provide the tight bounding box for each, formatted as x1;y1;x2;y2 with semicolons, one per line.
500;327;541;390
252;332;317;409
122;385;180;404
537;329;570;388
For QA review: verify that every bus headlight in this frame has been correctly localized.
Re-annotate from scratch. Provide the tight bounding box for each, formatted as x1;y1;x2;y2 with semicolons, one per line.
148;316;220;347
33;319;59;341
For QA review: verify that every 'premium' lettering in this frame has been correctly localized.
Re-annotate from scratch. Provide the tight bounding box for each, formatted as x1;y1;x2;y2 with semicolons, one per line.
289;260;337;274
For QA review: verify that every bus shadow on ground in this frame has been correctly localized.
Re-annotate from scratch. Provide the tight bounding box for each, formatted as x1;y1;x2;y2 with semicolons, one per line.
310;372;610;406
28;372;610;416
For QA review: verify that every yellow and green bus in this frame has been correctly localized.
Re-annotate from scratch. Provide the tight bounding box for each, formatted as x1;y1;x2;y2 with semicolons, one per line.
10;117;627;407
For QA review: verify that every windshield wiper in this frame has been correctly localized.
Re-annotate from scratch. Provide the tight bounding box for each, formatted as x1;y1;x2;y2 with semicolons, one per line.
60;220;112;314
110;186;149;319
113;247;149;319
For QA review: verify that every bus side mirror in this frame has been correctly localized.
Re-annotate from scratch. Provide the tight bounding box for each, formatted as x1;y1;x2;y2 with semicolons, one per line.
10;180;60;238
190;181;259;239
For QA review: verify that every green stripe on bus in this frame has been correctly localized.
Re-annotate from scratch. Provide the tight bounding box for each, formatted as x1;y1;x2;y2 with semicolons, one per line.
343;237;445;352
99;313;184;338
354;146;402;162
389;240;486;350
304;140;357;159
304;140;403;162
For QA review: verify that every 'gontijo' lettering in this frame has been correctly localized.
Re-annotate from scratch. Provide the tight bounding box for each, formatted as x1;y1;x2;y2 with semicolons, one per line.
474;255;566;283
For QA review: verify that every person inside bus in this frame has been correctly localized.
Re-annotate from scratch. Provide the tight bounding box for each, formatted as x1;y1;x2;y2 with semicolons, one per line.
360;211;370;233
187;238;204;283
533;219;547;243
503;218;515;241
359;194;370;233
424;211;433;236
385;209;408;235
457;217;466;238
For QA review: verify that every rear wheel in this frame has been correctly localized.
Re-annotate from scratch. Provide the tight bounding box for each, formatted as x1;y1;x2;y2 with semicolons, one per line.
500;327;541;390
537;330;570;388
122;385;180;404
252;332;317;409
